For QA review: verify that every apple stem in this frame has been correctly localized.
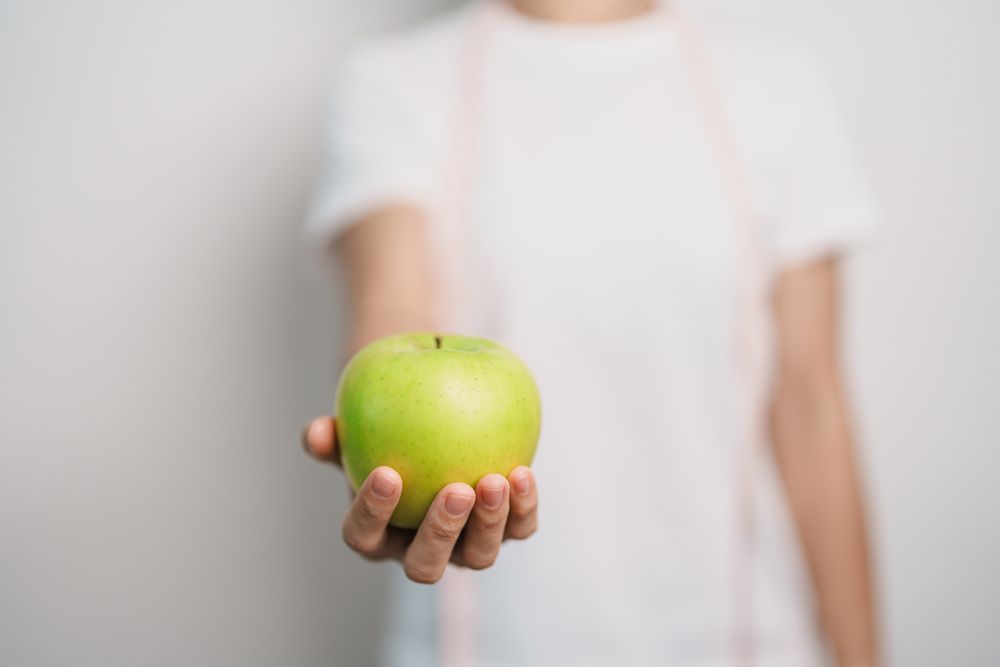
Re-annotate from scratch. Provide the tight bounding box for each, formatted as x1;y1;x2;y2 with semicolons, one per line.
434;335;442;349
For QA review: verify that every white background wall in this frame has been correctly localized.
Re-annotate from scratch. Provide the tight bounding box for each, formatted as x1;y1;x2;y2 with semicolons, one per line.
1;1;997;665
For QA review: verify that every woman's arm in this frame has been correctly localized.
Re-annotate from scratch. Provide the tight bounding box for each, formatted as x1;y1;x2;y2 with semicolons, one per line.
770;258;879;667
334;205;437;354
302;206;539;583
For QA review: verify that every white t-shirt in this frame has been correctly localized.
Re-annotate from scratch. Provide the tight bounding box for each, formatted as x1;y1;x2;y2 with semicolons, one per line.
307;2;877;666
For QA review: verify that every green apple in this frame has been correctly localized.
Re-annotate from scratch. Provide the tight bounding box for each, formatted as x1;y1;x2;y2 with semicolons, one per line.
335;332;541;529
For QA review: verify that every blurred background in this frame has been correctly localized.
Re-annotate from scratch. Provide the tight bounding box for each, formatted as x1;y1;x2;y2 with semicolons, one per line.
1;0;997;665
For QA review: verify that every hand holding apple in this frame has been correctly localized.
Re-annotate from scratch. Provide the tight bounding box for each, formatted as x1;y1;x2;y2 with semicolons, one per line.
301;332;541;583
302;417;538;582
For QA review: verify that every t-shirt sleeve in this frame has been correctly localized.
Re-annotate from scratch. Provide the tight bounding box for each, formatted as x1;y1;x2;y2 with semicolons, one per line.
304;46;434;248
760;53;879;269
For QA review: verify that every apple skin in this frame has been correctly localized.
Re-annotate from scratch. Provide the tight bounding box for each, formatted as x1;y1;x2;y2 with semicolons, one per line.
335;332;541;529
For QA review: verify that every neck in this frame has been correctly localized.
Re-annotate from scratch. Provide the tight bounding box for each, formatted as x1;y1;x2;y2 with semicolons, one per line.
510;0;655;23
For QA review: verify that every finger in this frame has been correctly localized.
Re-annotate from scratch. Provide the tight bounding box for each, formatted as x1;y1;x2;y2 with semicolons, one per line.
403;483;476;584
341;466;402;559
455;474;509;569
302;417;340;466
505;466;538;540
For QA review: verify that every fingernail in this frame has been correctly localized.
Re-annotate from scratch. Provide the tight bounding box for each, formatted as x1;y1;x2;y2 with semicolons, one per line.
482;483;505;509
372;471;397;499
445;491;475;516
512;470;532;496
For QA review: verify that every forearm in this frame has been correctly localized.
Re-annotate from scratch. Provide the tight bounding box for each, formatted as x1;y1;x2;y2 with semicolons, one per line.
771;382;878;666
332;206;437;356
345;308;434;357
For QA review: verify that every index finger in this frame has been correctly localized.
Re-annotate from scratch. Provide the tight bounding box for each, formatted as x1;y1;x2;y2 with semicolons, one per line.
302;416;341;466
342;466;403;559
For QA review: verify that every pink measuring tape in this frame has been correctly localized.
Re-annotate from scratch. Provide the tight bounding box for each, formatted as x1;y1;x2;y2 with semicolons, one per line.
435;2;769;665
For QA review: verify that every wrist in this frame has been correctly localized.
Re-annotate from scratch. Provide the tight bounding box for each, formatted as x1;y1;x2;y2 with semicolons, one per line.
839;654;879;667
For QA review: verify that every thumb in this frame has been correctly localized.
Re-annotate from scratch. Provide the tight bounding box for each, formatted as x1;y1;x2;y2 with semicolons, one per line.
301;416;341;466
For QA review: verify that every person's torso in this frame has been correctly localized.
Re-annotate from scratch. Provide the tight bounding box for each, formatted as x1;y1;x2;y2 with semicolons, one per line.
366;3;823;664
